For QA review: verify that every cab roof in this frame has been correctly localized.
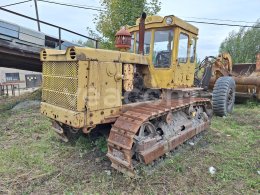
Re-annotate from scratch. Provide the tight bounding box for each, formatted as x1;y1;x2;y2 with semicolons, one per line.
128;15;199;35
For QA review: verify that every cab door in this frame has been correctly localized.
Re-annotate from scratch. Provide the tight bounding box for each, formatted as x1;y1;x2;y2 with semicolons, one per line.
174;30;190;87
188;36;197;86
148;28;176;88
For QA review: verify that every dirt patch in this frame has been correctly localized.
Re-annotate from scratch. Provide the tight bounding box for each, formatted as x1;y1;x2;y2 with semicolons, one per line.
12;100;40;110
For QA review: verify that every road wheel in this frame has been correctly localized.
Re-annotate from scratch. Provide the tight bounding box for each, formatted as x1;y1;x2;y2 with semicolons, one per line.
212;76;235;116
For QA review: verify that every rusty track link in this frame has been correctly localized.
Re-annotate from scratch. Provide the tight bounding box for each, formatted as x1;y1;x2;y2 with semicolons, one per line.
107;97;212;177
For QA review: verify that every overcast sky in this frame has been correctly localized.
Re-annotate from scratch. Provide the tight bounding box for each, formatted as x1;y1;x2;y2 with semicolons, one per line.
0;0;259;60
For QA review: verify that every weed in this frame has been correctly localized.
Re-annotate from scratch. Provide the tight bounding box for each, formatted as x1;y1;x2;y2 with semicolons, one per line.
95;136;107;153
245;100;259;108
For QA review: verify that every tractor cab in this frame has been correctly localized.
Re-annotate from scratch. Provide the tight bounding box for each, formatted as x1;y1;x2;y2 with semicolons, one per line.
126;15;199;88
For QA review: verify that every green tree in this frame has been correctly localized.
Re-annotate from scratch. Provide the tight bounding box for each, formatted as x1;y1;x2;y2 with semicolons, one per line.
94;0;161;49
219;20;260;63
77;27;101;48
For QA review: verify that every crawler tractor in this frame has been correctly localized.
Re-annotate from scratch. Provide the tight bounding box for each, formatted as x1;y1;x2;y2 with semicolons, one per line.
40;13;234;176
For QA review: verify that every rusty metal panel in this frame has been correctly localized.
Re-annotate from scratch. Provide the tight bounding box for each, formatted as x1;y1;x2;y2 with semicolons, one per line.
86;61;122;111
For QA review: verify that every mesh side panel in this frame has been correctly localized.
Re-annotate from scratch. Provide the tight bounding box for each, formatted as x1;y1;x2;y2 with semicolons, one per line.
42;90;77;110
42;61;79;110
43;76;78;94
43;61;78;77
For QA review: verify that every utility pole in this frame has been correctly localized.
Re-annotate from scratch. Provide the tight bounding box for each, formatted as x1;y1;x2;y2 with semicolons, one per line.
34;0;41;31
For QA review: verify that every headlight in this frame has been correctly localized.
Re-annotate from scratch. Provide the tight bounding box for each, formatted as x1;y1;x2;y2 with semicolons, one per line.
165;17;173;25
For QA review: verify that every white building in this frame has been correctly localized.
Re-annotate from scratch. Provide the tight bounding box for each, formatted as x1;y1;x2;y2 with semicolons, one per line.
0;67;42;89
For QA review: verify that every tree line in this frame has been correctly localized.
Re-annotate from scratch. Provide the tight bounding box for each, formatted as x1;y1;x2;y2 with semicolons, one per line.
219;20;260;64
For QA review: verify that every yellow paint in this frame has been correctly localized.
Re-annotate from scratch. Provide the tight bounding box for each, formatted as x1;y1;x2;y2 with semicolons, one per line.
40;15;199;129
132;15;198;35
128;15;198;89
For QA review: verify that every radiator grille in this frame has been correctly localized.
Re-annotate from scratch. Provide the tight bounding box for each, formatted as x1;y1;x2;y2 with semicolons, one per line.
42;61;79;110
42;61;78;77
43;76;78;94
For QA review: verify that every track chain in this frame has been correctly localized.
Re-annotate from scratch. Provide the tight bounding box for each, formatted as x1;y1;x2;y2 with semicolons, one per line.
107;97;212;177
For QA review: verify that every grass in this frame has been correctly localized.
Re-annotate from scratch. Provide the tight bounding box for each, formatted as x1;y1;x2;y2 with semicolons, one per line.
0;99;259;194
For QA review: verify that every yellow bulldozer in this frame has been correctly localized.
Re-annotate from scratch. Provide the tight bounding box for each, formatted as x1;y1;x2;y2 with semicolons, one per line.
40;13;235;177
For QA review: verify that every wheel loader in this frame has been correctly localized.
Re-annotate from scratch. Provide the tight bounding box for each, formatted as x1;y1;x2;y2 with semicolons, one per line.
196;53;260;103
40;13;235;177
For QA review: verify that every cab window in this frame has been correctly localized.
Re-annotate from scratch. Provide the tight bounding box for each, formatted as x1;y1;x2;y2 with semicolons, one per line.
190;38;196;63
178;33;188;63
136;31;151;55
153;29;174;68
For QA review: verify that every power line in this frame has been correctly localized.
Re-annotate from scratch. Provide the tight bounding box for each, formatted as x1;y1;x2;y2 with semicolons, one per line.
0;0;32;8
62;1;104;10
1;1;258;29
36;0;259;28
182;16;256;24
185;20;260;28
37;0;105;12
35;0;259;27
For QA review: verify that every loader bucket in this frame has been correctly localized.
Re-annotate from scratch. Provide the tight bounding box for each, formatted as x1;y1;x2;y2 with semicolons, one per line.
232;53;260;101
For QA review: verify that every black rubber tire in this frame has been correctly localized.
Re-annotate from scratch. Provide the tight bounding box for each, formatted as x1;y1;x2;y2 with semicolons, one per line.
212;76;236;116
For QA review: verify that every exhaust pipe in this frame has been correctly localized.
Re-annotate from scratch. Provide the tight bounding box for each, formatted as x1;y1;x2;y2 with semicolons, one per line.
256;53;260;72
138;12;146;55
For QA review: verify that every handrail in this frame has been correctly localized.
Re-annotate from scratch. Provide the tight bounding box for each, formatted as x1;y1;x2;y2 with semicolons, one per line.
0;7;99;49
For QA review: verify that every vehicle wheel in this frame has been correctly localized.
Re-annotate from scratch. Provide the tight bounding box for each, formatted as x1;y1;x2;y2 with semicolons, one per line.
212;76;235;116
